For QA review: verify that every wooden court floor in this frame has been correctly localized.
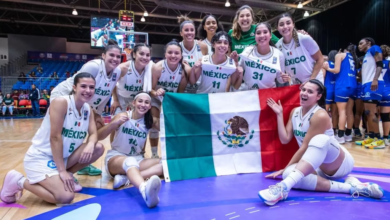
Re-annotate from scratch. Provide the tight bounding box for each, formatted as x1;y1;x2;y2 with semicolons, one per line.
0;118;389;220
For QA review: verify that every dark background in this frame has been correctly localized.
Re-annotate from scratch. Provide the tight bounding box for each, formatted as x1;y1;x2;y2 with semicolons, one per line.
291;0;389;56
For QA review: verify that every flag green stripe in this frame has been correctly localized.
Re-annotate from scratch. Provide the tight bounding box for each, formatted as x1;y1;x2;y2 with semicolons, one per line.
163;93;216;181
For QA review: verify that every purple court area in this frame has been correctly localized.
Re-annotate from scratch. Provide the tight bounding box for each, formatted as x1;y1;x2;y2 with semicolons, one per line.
28;167;390;220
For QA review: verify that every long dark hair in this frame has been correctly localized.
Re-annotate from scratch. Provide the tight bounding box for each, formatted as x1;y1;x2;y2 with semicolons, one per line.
134;92;153;129
277;13;300;48
197;14;224;39
164;39;185;74
306;79;326;109
103;39;120;54
346;44;359;70
361;37;375;47
131;43;152;61
328;50;338;63
70;72;96;95
255;22;276;47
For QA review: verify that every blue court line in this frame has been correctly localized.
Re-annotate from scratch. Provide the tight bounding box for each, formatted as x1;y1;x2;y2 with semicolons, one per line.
78;187;115;197
351;170;390;177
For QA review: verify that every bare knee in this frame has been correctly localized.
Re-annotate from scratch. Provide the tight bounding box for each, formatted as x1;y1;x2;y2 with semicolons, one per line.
54;191;74;204
94;142;105;157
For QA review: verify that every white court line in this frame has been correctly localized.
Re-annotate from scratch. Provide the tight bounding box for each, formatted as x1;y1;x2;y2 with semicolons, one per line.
245;207;255;210
229;215;240;220
269;206;279;209
304;198;314;200
225;212;236;216
289;203;299;205
309;201;320;203
249;210;260;214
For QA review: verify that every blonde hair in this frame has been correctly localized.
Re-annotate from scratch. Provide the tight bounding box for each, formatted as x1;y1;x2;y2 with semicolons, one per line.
231;5;255;40
177;15;195;32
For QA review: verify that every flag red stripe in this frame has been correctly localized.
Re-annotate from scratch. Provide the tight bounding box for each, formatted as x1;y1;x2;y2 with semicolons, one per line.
258;85;300;172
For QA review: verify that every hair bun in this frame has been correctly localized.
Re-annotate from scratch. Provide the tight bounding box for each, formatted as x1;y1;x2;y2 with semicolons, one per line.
177;15;191;24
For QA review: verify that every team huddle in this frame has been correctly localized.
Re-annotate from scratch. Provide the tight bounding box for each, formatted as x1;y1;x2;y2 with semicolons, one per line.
0;5;387;209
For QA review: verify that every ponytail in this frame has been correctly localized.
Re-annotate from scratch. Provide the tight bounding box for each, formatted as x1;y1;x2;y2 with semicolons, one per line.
346;44;358;70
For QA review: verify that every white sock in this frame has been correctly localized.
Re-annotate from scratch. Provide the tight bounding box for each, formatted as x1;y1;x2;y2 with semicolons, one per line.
139;182;146;193
151;146;158;156
329;180;352;194
281;169;304;191
17;177;26;189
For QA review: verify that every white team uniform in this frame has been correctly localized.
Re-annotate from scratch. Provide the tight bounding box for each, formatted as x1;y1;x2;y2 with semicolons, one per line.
276;33;323;84
24;95;91;184
197;55;236;94
291;105;354;180
203;38;213;55
152;60;184;110
113;60;153;115
180;40;203;93
104;110;149;177
239;45;285;90
50;59;121;115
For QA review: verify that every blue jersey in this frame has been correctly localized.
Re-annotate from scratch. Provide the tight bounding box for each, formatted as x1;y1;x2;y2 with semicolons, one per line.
336;53;357;89
382;60;390;85
324;61;336;90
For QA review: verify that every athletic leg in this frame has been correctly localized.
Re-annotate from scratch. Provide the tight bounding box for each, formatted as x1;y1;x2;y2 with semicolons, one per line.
149;106;160;158
354;99;364;137
331;103;339;133
66;142;105;174
336;101;348;143
345;98;355;141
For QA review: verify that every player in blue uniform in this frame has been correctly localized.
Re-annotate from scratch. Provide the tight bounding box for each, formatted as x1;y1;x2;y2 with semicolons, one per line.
379;45;390;146
324;50;338;135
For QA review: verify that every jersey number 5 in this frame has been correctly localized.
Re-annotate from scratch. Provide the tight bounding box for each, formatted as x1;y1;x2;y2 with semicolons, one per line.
69;143;75;153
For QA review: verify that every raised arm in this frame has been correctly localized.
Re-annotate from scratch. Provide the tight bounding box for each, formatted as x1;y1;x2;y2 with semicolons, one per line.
98;112;129;140
267;98;294;144
189;58;202;85
325;53;344;74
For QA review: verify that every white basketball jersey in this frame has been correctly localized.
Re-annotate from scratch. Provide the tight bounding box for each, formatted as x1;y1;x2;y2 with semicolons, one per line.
203;39;213;55
111;111;149;156
362;45;384;85
291;105;334;147
239;46;283;90
117;60;149;98
156;60;183;93
180;40;203;67
197;55;236;94
276;33;323;84
30;95;91;158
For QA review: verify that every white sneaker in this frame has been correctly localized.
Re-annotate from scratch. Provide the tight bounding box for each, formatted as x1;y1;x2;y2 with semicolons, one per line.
151;154;160;159
140;175;161;208
258;183;289;206
345;176;384;199
385;139;390;146
113;175;130;189
335;135;345;144
345;134;353;142
0;170;24;204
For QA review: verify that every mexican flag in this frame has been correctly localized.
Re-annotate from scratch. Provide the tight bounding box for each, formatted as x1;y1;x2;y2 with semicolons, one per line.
160;85;301;182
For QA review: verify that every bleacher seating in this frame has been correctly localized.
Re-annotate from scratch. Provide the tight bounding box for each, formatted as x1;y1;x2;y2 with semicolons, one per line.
12;60;85;91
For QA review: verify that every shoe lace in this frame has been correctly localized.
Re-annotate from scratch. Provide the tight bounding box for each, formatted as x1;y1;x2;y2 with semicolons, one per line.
124;180;131;187
351;185;370;198
268;184;288;199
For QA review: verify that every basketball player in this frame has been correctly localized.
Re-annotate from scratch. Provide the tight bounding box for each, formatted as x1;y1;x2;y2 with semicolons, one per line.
355;38;384;149
50;40;122;177
91;27;106;46
353;56;365;138
177;15;208;93
324;50;338;135
324;44;358;144
190;31;242;93
0;73;104;205
197;15;224;55
275;13;324;84
149;40;191;158
97;92;162;208
379;45;390;146
237;23;289;90
111;43;154;115
258;79;383;206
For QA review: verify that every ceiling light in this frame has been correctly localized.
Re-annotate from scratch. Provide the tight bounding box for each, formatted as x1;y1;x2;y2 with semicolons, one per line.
304;11;309;17
141;16;145;22
72;9;78;16
144;11;149;17
297;2;303;8
225;0;230;7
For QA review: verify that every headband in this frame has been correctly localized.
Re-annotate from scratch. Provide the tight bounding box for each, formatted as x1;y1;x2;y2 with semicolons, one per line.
134;93;151;101
219;35;227;41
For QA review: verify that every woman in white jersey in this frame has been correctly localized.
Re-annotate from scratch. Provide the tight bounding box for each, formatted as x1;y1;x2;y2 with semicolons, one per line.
258;79;383;206
190;31;242;93
98;92;162;208
111;43;154;115
238;22;289;90
178;15;208;93
197;15;224;55
275;13;324;84
149;40;191;159
355;37;384;148
0;73;105;205
51;39;122;130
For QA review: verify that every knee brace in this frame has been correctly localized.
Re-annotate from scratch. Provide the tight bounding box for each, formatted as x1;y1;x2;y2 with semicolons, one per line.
380;113;390;122
301;134;330;169
282;164;318;191
149;128;159;139
122;157;139;172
